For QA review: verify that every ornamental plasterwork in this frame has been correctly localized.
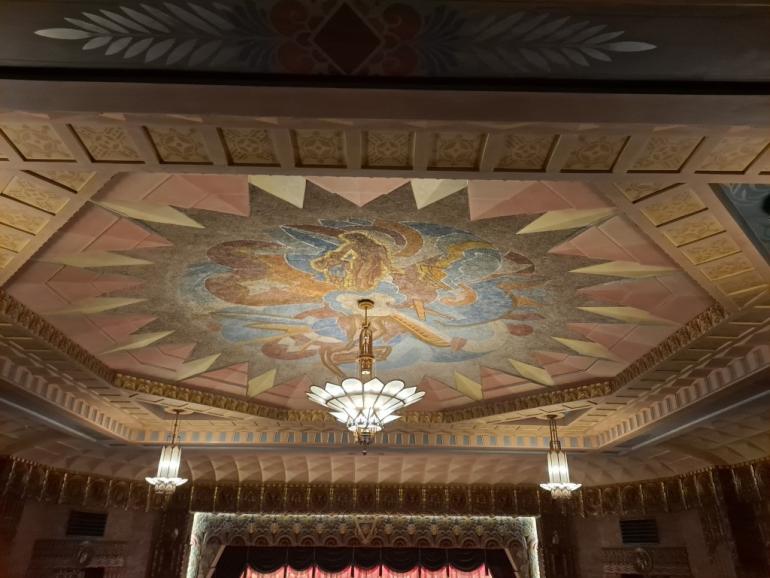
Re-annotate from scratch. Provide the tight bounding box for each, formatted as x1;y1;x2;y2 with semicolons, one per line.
186;512;539;578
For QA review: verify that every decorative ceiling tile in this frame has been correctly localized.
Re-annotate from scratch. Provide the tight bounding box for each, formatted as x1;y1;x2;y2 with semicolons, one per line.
146;126;211;164
2;174;72;213
293;130;346;167
697;137;770;172
0;196;51;234
29;170;94;192
614;182;673;202
0;247;14;268
716;271;766;296
680;232;741;265
636;187;706;225
658;212;725;246
72;125;142;162
364;130;412;168
429;133;486;170
0;123;74;161
0;223;33;252
221;128;278;166
562;135;628;171
495;134;554;171
630;135;703;172
699;254;755;281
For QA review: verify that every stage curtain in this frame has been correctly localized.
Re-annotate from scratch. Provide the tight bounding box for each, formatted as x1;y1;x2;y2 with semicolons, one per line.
315;567;352;578
241;568;284;578
215;547;511;578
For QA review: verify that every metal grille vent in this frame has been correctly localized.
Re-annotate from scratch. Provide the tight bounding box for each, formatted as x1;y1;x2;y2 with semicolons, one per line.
620;518;659;544
66;510;107;537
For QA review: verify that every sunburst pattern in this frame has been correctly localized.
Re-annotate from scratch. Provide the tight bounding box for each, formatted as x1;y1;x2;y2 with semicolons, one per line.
6;174;714;411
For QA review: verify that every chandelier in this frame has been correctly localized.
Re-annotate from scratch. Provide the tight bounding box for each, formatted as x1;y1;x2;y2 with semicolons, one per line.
146;409;188;494
307;299;425;453
540;415;581;499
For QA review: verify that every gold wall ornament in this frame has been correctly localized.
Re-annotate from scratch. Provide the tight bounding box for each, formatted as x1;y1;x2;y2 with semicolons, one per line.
1;455;768;517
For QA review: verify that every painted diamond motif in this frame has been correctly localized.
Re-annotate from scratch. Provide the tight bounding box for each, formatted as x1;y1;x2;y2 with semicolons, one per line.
312;3;381;74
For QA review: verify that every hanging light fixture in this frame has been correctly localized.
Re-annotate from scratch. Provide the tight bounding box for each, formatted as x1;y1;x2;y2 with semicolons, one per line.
146;409;188;494
307;299;425;453
540;415;581;499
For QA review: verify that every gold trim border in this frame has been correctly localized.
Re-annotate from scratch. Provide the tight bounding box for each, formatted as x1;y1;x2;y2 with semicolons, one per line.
0;291;727;424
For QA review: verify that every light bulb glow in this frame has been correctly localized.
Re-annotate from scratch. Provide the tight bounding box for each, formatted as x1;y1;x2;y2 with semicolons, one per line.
540;417;581;499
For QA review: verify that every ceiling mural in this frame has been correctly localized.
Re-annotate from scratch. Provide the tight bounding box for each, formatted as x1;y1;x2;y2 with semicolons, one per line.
3;1;770;81
6;175;714;411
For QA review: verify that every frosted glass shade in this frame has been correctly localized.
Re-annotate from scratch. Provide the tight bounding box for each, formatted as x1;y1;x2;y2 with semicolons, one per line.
308;378;425;432
146;444;187;494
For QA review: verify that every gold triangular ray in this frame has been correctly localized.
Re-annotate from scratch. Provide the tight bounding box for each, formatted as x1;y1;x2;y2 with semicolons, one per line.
453;371;483;401
40;251;152;267
247;368;277;397
570;261;677;278
49;297;146;315
175;353;221;381
552;337;621;361
518;208;615;234
578;306;677;325
508;358;555;386
96;200;203;228
101;331;175;355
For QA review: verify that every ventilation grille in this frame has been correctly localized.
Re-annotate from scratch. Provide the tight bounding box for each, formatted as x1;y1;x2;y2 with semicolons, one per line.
66;511;107;537
620;519;659;544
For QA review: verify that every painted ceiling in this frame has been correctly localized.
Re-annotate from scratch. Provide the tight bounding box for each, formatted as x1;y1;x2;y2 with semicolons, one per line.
6;174;714;412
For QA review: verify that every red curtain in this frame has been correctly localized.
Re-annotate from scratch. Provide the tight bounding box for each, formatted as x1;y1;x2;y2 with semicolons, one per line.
242;567;489;577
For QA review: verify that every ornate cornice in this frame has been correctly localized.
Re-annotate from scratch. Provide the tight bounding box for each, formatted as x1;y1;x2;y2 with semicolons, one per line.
0;290;115;383
2;455;767;518
114;374;286;421
0;291;730;426
440;303;727;422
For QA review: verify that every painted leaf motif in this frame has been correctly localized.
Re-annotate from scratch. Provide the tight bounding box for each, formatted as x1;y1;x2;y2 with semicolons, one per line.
34;5;657;72
145;38;176;62
166;38;197;64
83;36;112;50
100;10;150;33
581;46;611;62
522;16;569;42
124;37;154;59
83;12;129;34
105;37;132;56
189;40;222;66
603;41;656;52
121;7;170;33
140;4;178;28
189;3;235;31
164;3;220;34
35;28;93;39
64;17;109;34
